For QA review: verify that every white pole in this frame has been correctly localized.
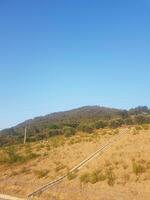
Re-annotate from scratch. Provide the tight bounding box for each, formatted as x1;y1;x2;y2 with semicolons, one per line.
24;127;27;144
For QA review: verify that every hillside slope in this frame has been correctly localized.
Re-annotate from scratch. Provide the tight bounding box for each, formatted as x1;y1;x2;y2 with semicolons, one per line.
0;126;150;200
1;106;123;132
0;106;123;144
0;105;149;147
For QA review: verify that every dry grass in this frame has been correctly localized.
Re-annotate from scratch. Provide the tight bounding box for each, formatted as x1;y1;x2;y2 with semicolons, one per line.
34;169;49;178
0;126;150;199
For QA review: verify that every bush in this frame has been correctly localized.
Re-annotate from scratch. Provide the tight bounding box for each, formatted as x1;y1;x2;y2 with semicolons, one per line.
142;124;149;130
80;172;90;184
62;122;79;128
48;129;62;137
63;127;76;137
134;114;150;125
67;171;78;180
135;125;142;130
113;129;119;135
50;136;65;148
55;162;66;172
109;119;124;128
34;169;49;178
105;168;115;186
132;162;145;175
124;118;133;125
0;145;39;165
80;170;106;185
93;120;108;129
48;124;60;129
78;124;94;133
89;171;100;184
3;146;24;164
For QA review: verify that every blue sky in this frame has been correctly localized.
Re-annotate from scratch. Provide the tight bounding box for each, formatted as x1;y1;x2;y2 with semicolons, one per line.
0;0;150;129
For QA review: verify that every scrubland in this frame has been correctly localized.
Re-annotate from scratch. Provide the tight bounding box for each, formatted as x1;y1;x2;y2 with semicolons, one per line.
0;125;150;200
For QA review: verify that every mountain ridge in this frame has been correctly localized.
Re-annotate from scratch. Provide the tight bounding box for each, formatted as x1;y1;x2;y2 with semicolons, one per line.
1;105;123;131
0;105;149;146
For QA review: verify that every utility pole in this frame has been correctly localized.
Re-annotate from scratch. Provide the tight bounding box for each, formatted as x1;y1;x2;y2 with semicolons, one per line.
24;127;27;144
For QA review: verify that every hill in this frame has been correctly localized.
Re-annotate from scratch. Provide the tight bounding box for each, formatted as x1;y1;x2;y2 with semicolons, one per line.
0;126;150;199
15;105;124;127
0;105;150;146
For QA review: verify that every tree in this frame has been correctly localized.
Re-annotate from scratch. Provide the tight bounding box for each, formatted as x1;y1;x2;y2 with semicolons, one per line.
134;114;150;125
129;106;149;115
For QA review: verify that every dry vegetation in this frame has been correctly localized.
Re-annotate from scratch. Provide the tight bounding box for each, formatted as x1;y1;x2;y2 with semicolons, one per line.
0;126;150;200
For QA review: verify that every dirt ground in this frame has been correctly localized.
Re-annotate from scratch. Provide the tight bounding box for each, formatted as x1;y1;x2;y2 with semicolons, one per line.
0;127;150;200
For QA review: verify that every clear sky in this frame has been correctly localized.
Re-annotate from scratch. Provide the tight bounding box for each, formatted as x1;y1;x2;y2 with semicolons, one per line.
0;0;150;129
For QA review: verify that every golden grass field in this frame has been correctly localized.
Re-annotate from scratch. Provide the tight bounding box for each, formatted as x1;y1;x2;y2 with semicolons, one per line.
0;126;150;200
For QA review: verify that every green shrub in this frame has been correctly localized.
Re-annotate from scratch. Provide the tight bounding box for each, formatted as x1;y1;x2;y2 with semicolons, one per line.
89;171;99;184
124;118;133;125
98;173;106;181
0;146;39;165
93;120;108;129
91;170;106;183
3;146;25;164
48;124;60;129
134;114;150;125
109;119;124;128
50;136;65;148
80;170;106;184
105;168;115;186
80;172;90;183
63;127;76;137
78;124;94;133
132;162;145;175
48;129;62;137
